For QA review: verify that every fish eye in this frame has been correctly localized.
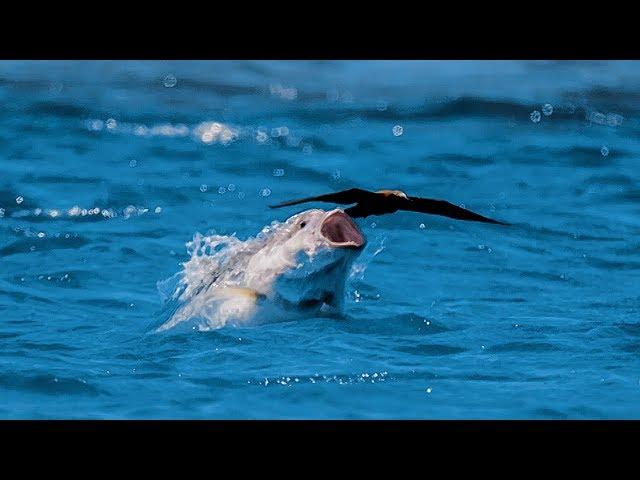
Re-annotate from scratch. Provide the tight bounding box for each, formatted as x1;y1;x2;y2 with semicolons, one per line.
300;221;307;229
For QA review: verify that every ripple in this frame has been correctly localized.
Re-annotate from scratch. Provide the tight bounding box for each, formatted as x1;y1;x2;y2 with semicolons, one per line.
487;342;559;353
0;373;103;397
397;343;467;356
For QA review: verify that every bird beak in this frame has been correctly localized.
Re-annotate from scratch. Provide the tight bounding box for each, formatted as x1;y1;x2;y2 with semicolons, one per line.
321;210;365;248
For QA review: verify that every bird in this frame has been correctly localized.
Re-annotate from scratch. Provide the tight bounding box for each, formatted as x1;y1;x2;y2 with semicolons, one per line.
269;188;508;225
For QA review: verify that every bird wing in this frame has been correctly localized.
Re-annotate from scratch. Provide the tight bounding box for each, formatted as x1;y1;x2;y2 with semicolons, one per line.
403;196;508;225
269;188;508;225
269;188;375;209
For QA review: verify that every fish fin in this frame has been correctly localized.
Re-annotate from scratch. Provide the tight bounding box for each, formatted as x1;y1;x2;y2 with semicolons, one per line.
219;287;266;301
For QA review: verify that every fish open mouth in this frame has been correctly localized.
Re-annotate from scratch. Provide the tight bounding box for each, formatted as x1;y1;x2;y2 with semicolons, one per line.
321;210;365;248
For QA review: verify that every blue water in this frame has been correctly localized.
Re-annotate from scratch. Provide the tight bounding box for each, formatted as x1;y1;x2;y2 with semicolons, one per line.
1;60;640;419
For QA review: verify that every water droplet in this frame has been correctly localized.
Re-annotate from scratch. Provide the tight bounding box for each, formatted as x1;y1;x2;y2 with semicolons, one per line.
530;110;541;123
601;146;609;157
419;223;426;229
260;188;271;197
16;196;24;204
542;103;553;116
154;206;162;214
200;184;208;193
392;125;404;136
163;74;177;88
37;232;45;238
426;387;432;394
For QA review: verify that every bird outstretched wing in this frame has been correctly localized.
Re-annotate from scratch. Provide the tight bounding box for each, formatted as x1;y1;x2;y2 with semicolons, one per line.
402;197;507;225
269;188;508;225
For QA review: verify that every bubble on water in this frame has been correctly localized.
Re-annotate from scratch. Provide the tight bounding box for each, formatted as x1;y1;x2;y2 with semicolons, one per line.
270;126;289;137
238;191;245;200
123;205;136;219
37;232;45;238
392;125;404;136
270;83;297;101
302;144;313;155
227;184;236;192
426;387;432;394
376;100;388;111
273;168;285;177
218;186;226;194
30;245;36;251
48;209;60;218
256;130;268;143
88;119;104;131
260;188;271;197
200;184;208;193
606;113;624;127
587;111;607;125
129;159;137;168
194;122;239;145
48;81;63;94
106;118;117;130
163;74;177;88
331;169;341;181
134;125;148;136
0;208;4;218
419;223;426;229
154;206;162;214
16;196;24;204
34;208;42;216
530;110;541;123
601;146;609;157
542;103;553;116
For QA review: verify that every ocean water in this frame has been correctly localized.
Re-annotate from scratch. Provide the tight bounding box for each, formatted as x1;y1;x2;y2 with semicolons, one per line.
1;60;640;419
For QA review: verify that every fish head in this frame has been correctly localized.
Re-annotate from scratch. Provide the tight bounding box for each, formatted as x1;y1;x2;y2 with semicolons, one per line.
270;208;365;309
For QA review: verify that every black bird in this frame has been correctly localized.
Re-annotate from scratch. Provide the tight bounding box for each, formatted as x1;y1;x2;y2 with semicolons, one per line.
269;188;508;225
